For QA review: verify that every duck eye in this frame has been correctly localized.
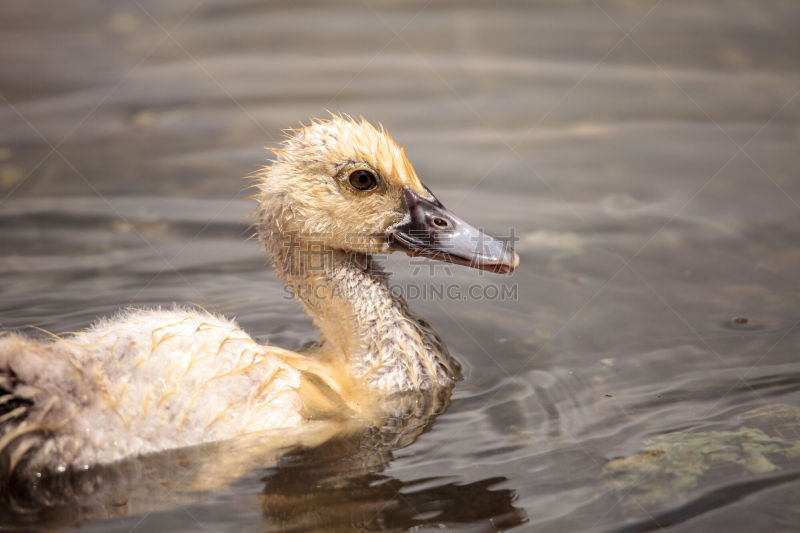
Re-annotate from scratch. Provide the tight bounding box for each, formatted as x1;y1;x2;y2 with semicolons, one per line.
348;170;378;191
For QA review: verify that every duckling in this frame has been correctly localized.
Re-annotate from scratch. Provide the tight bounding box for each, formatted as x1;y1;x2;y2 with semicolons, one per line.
0;115;518;476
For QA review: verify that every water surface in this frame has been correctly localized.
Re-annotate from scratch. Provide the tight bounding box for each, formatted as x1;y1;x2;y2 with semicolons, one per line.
1;1;799;531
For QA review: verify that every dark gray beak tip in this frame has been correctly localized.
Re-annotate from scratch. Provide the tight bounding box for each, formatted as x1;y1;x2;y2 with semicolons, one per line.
390;186;520;275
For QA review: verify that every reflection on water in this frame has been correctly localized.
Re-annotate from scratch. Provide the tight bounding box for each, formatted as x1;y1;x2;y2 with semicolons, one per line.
258;433;527;531
1;0;799;530
1;387;527;531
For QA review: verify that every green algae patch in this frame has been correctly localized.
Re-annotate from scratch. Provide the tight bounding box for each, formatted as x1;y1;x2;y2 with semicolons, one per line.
738;403;800;441
603;424;800;507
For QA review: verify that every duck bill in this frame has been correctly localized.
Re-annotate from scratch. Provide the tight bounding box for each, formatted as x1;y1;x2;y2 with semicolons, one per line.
388;187;519;274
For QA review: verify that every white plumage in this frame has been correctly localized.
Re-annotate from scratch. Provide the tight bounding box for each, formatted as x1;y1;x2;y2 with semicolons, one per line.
1;308;305;470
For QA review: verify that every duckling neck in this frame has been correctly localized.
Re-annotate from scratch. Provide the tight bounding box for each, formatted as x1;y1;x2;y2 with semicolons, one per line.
272;245;461;392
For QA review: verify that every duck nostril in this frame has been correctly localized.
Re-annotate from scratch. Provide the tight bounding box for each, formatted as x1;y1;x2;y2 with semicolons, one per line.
432;216;449;229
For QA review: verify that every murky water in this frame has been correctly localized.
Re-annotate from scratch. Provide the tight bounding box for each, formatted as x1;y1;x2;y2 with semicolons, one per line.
1;1;799;530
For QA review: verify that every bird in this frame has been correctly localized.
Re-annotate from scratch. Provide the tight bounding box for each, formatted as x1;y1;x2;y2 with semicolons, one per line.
0;115;518;478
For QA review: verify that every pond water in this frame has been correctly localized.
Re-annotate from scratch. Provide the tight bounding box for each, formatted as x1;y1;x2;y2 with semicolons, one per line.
1;1;799;531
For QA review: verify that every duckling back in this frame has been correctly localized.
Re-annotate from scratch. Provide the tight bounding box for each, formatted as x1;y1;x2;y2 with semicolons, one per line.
0;308;306;474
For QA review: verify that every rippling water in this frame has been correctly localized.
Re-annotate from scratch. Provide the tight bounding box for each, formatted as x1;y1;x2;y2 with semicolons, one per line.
1;1;799;530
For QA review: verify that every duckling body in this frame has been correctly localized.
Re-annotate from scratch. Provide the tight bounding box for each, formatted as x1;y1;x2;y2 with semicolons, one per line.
0;115;517;476
1;309;304;469
0;255;455;472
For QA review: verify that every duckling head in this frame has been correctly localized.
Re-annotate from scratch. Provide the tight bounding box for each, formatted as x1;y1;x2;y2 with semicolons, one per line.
256;115;519;274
